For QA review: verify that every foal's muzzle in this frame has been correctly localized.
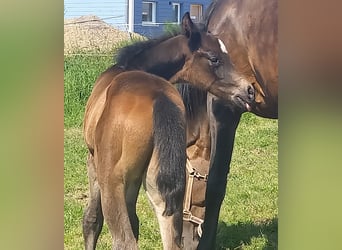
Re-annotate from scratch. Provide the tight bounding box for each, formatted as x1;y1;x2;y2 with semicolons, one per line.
207;80;255;112
247;85;255;102
234;84;255;112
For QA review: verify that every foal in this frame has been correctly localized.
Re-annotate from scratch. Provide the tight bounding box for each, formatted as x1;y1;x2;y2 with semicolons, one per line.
82;12;249;250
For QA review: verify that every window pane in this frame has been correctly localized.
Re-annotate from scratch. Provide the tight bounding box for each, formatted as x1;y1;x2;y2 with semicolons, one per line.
172;4;179;22
142;2;152;22
190;4;202;22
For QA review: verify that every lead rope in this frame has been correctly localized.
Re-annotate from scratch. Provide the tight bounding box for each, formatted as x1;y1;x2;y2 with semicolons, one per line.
183;158;208;238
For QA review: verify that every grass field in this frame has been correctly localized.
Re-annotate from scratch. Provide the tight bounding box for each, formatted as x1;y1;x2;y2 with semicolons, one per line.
64;54;278;249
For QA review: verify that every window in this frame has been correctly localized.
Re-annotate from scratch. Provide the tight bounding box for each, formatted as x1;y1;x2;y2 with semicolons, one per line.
142;1;156;23
190;4;203;23
171;3;180;24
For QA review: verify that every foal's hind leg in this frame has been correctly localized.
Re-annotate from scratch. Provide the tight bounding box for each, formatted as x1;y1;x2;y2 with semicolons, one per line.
83;153;104;250
125;176;143;240
99;162;139;250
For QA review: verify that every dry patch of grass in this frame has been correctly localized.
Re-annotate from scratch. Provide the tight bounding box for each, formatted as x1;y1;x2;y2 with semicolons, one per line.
64;15;145;55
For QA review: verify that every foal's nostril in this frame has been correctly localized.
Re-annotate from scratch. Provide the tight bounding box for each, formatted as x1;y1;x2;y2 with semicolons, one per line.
247;85;255;101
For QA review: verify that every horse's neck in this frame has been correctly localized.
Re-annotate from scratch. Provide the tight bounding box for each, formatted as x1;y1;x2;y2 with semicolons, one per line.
131;35;189;80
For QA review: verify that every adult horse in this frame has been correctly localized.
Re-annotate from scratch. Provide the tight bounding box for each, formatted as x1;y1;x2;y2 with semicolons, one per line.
82;13;254;250
181;0;278;249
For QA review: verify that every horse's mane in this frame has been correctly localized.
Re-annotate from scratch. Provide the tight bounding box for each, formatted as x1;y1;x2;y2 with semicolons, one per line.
203;0;219;29
176;84;207;121
115;32;180;68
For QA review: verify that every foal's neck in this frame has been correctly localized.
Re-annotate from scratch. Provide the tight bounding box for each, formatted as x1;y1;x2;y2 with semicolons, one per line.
128;35;190;80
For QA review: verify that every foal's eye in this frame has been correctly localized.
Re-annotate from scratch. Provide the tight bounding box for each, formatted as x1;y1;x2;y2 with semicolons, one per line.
208;56;220;66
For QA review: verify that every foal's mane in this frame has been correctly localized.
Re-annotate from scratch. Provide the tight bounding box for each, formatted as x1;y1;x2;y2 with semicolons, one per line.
115;33;180;69
115;23;208;119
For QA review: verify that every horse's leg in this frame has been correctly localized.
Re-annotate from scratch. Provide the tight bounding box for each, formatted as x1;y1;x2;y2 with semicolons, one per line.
83;153;104;250
125;176;143;241
197;95;241;250
144;152;183;250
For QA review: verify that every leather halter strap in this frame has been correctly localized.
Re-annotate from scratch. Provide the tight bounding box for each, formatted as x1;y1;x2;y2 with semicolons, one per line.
183;158;208;237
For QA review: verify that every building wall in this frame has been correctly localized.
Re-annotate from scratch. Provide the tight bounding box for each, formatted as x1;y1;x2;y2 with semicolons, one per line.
133;0;211;38
64;0;211;37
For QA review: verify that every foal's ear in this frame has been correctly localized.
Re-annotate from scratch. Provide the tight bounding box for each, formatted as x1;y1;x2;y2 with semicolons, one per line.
181;12;196;38
181;12;201;50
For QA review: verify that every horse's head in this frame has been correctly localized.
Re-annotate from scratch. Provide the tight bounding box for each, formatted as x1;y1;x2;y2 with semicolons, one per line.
171;12;255;112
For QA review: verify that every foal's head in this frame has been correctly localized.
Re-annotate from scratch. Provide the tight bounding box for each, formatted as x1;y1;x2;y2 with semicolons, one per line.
116;12;255;111
171;12;255;111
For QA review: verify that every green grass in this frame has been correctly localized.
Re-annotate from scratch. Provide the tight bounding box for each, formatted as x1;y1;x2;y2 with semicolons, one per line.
64;54;113;128
64;54;278;249
216;113;278;250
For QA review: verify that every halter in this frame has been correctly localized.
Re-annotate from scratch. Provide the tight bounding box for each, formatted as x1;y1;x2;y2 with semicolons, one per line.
183;158;208;238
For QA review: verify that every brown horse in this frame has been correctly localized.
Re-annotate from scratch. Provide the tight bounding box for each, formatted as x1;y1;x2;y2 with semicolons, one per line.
82;12;253;250
177;1;278;249
176;85;210;250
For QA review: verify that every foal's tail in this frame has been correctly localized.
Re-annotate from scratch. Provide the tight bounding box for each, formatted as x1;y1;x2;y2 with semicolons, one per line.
153;92;186;242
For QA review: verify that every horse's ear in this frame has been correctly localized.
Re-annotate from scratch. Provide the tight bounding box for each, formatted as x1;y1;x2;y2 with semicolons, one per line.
181;12;195;38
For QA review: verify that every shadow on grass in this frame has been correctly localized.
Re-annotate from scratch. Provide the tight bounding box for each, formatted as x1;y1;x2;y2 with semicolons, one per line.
215;217;278;249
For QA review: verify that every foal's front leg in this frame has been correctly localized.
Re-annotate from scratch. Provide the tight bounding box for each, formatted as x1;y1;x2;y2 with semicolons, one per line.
197;96;241;250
